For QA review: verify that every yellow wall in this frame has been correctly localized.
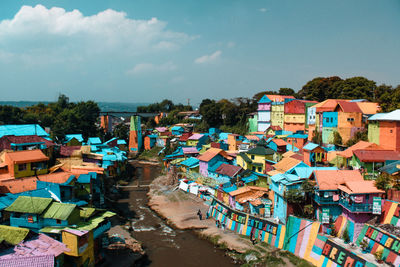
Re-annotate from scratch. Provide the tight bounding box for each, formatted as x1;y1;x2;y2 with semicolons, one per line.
284;114;306;124
236;155;248;170
271;104;284;129
186;140;198;147
62;231;94;258
13;162;47;178
247;154;273;173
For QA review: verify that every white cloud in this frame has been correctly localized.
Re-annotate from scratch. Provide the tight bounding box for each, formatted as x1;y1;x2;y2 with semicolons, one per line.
126;61;177;75
227;41;235;48
0;5;193;61
194;50;222;64
259;8;268;12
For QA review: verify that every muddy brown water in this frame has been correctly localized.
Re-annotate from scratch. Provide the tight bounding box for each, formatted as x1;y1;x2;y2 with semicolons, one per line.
122;163;238;267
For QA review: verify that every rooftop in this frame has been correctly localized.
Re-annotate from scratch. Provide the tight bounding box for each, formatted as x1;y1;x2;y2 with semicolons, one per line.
197;148;232;162
353;149;400;162
5;196;53;214
313;170;363;191
338;180;384;195
4;149;49;164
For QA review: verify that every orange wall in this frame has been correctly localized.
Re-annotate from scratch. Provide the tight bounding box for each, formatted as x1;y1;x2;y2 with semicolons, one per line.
337;112;363;128
379;121;400;151
144;136;151;150
284;122;305;133
308;125;315;141
129;131;138;152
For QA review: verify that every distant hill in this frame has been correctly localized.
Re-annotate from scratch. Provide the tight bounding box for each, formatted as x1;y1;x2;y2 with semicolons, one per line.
0;101;150;112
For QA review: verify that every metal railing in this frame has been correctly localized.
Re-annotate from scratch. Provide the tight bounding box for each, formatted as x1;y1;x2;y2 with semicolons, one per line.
339;200;372;213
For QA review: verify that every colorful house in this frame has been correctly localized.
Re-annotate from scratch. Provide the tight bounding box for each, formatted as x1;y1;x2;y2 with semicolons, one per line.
302;142;326;166
198;148;233;177
0;135;55;152
269;95;295;129
311;170;364;224
227;134;242;151
265;125;282;136
179;157;200;173
368;109;400;151
171;126;184;136
186;133;208;148
237;140;274;174
283;100;317;132
6;196;80;231
247;112;258;133
285;133;308;150
334;101;364;144
350;149;400;179
257;95;272;132
144;134;158;150
0;124;49;139
0;225;69;266
228;186;270;215
0;149;49;178
64;134;84;146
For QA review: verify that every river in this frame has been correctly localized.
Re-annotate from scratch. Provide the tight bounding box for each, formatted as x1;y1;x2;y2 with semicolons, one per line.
120;163;238;267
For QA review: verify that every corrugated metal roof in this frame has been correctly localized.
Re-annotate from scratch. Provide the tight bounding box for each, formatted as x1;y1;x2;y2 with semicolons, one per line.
215;164;242;177
87;137;102;145
338;181;384;194
258;95;271;103
303;142;320;151
5;196;53;214
0;225;29;245
64;134;84;143
5;149;49;164
80;207;96;219
180;157;199;168
41;202;76;220
336;101;362;113
380;160;400;175
0;124;49;138
188;133;204;140
0;255;54;267
313;170;363;190
198;148;232;162
369;109;400;121
353;149;400;162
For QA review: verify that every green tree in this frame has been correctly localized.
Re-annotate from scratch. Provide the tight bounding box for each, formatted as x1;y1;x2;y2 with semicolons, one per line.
375;173;392;192
345;129;368;147
297;76;342;101
333;131;342;145
113;123;129;142
312;130;322;145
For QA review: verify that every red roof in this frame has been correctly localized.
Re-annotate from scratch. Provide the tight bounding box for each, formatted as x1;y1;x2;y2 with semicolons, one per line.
60;146;81;157
284;100;318;114
215;163;242;177
179;132;192;142
336;101;362;113
0;135;55;152
353;150;400;162
338;181;384;194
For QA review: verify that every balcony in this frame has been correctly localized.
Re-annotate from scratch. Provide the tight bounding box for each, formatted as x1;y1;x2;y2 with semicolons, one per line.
313;195;338;205
339;200;372;213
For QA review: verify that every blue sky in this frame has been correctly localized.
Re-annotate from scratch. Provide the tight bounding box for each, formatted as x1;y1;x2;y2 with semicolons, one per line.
0;0;399;105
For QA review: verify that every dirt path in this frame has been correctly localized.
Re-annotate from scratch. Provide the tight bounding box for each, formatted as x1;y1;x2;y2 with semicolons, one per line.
147;175;307;266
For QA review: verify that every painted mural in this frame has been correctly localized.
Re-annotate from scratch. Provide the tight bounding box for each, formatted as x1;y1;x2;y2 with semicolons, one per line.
356;224;400;266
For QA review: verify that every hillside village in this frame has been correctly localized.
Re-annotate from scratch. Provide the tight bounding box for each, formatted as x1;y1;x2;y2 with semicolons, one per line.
0;94;399;266
127;95;400;267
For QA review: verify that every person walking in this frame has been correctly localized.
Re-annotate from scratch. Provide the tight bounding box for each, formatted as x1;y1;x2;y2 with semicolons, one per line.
197;209;203;220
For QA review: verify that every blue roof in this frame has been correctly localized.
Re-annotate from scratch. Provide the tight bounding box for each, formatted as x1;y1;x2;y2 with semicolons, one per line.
146;134;158;139
104;137;117;145
117;139;127;145
286;144;300;152
258;95;271;104
218;133;230;140
180;157;199;168
380;160;400;175
77;174;91;183
223;185;238;193
242;174;258;184
171;126;184;131
208;161;224;172
303;142;320;151
288;166;338;179
287;134;308;139
270;173;301;185
88;137;102;145
368;113;388;121
65;134;84;143
0;124;49;138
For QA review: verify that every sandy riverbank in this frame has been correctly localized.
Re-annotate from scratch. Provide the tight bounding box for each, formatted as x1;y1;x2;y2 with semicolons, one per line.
147;174;311;266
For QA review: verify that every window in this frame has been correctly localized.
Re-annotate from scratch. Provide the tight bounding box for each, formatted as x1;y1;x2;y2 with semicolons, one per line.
252;166;256;171
258;167;262;172
347;118;354;122
18;163;27;171
251;155;255;160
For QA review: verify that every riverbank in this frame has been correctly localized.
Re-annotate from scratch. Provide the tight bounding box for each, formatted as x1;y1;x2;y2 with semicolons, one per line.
148;174;313;266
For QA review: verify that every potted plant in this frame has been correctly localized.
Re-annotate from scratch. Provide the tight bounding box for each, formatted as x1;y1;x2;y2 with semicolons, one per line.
342;227;350;244
374;250;384;263
360;238;369;253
